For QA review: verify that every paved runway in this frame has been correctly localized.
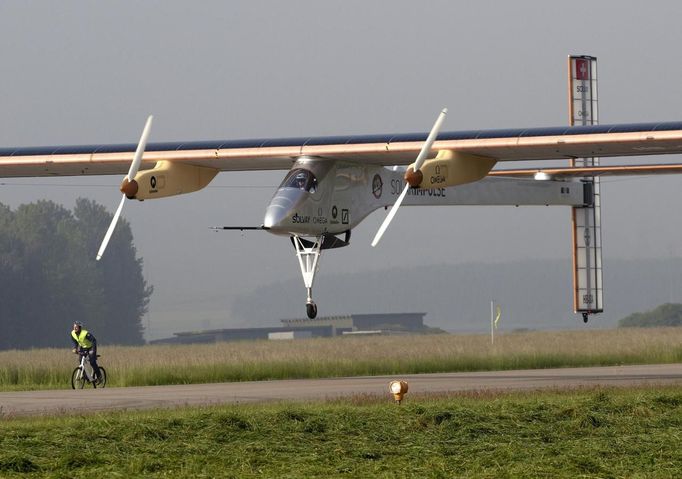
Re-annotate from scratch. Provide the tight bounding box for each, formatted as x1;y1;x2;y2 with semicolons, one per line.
1;363;681;417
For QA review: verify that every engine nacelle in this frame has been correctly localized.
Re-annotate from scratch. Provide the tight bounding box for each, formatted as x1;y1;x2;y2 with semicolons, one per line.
129;161;219;200
407;151;497;189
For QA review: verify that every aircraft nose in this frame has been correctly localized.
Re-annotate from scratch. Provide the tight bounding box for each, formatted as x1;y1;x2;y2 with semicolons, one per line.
263;203;286;229
263;188;303;231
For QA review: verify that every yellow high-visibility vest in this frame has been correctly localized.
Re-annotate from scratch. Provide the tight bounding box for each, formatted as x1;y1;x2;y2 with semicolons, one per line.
71;329;93;349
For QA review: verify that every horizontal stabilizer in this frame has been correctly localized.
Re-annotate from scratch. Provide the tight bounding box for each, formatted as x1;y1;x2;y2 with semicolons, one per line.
488;163;682;179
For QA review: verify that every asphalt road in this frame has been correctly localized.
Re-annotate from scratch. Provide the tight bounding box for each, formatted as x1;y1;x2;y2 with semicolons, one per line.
1;363;681;417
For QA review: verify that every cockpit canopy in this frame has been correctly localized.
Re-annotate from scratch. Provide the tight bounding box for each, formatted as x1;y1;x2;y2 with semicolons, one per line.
280;168;318;193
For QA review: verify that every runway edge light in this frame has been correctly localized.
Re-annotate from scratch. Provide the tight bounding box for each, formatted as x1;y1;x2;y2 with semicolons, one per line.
389;380;409;404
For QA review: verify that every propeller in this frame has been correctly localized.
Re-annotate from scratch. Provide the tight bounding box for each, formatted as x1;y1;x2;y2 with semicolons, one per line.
96;115;153;261
371;108;447;247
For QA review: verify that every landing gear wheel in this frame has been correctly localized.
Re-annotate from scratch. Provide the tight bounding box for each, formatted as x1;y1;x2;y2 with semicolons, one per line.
306;302;318;319
582;313;589;323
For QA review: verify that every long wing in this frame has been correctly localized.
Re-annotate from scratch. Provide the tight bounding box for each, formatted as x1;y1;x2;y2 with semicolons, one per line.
2;121;682;177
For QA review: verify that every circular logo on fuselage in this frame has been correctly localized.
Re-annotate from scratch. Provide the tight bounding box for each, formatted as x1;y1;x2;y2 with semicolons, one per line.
372;174;383;199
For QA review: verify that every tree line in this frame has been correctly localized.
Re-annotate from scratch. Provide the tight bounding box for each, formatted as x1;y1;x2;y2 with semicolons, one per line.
618;303;682;328
0;199;152;350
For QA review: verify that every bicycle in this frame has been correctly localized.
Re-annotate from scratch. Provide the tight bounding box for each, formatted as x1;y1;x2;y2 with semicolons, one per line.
71;351;107;389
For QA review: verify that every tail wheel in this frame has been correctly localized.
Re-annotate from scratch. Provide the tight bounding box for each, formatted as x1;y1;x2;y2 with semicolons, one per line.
96;367;107;388
306;302;318;319
71;368;85;389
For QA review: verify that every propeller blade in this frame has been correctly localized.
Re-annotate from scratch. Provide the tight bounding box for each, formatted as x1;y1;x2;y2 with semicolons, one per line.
96;195;126;260
127;115;153;180
371;183;409;247
413;108;447;172
96;115;153;261
371;108;447;247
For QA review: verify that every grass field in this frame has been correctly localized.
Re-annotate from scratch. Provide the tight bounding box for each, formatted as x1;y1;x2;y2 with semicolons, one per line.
1;327;682;391
0;386;680;478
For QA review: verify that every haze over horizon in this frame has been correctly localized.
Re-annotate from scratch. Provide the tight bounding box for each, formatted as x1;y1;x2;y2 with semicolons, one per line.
2;1;682;340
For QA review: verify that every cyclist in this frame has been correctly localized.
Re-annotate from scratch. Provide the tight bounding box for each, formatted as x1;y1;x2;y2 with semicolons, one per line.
70;321;102;383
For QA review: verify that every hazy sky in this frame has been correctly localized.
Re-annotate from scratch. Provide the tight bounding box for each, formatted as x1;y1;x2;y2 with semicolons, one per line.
2;1;682;339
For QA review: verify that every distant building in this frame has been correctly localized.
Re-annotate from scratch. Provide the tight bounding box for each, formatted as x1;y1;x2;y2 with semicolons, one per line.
281;313;426;336
150;313;428;345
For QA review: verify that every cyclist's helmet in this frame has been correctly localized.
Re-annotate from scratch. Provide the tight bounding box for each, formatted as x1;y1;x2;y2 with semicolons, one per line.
73;321;83;327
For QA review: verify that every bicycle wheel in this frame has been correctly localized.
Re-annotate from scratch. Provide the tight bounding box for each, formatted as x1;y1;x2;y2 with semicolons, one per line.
71;367;85;389
96;367;107;388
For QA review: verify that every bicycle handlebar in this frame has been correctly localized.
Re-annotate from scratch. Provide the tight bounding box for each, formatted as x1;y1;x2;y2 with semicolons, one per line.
76;350;101;358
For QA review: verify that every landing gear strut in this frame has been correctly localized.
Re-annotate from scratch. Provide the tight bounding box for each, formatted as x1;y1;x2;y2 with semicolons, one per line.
292;235;323;319
291;232;351;319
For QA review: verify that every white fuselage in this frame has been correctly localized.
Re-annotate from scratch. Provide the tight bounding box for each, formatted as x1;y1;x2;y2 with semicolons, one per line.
263;157;586;237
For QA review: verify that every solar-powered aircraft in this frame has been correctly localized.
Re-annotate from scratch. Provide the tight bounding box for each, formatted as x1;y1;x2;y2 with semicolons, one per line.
1;54;681;323
3;113;682;319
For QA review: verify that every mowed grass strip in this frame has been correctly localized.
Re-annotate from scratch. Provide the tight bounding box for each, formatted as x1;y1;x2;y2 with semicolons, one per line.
0;387;681;478
2;328;682;390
